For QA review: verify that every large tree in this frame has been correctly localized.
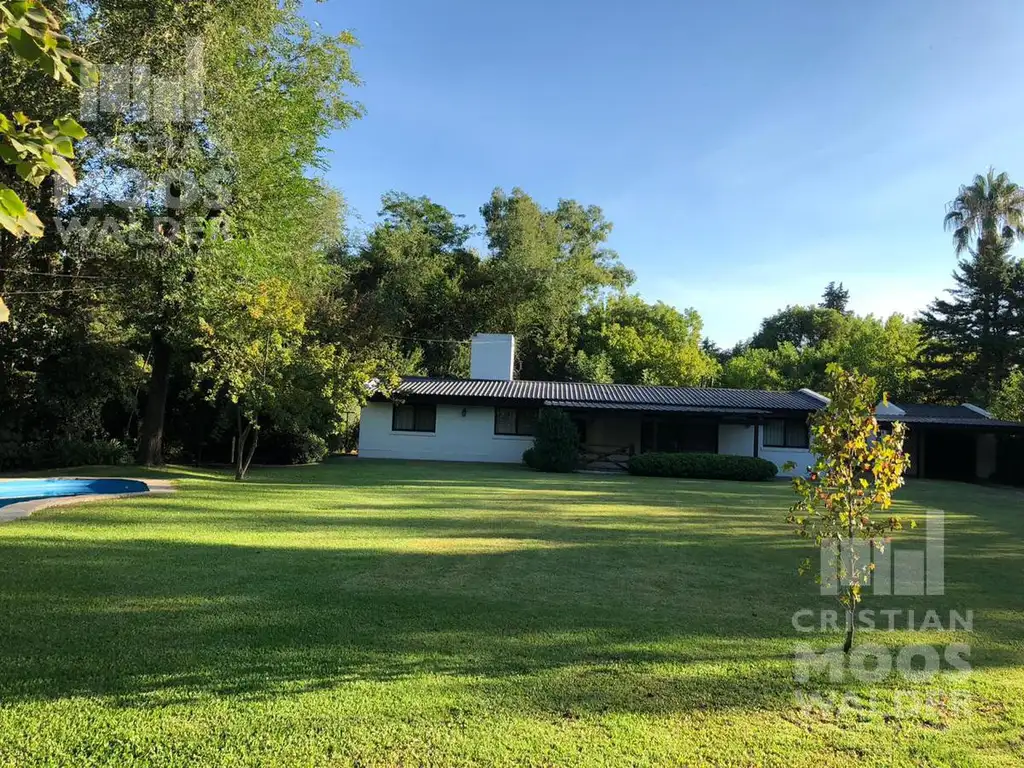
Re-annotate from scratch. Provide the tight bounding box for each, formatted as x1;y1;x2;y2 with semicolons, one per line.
66;0;364;465
479;188;633;379
919;234;1024;405
344;193;483;378
572;293;720;386
944;168;1024;255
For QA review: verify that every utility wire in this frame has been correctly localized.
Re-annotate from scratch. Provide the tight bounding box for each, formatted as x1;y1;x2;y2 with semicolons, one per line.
3;285;113;296
383;334;513;345
0;268;113;281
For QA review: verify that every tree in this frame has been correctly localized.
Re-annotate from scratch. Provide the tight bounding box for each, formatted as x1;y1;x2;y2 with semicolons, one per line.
574;293;720;386
919;234;1024;405
820;281;850;313
345;193;483;377
0;0;90;238
992;369;1024;422
724;309;924;400
479;188;633;379
944;168;1024;255
751;305;843;351
522;408;579;473
785;366;913;654
65;0;365;465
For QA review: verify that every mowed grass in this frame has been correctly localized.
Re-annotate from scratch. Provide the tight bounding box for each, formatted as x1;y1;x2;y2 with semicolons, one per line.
0;460;1022;767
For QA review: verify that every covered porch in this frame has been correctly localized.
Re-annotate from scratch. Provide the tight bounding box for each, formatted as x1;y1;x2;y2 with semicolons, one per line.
548;403;814;474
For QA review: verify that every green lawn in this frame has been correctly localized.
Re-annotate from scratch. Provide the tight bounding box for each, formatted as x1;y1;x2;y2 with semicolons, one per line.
0;461;1021;767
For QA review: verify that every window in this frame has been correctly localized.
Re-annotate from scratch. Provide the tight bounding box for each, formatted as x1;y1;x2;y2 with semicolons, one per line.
494;407;538;436
392;403;436;433
764;418;809;449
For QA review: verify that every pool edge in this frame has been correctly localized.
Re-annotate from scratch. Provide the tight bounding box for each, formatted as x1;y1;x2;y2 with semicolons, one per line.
0;478;176;523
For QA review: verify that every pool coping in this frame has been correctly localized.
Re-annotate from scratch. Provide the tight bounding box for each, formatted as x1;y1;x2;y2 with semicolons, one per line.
0;477;176;524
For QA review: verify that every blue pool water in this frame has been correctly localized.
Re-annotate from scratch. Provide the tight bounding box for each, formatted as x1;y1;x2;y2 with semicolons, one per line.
0;478;148;508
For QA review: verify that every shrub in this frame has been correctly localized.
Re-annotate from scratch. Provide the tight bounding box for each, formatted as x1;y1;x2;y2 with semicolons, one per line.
522;408;579;473
257;430;330;465
0;438;132;471
628;452;778;481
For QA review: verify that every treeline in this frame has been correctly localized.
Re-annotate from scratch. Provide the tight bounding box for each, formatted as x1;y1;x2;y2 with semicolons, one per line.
2;2;1023;475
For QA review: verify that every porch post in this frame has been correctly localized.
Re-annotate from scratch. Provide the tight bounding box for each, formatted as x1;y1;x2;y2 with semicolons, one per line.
753;420;760;458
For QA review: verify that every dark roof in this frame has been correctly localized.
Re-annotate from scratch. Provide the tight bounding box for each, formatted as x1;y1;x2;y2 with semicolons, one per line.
880;403;1024;430
392;377;826;412
891;404;991;421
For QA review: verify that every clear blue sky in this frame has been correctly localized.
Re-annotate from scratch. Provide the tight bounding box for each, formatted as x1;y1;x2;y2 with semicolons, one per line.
306;0;1024;347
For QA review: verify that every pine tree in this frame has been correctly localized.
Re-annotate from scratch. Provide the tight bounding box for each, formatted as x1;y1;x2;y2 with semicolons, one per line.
919;234;1024;404
820;281;851;314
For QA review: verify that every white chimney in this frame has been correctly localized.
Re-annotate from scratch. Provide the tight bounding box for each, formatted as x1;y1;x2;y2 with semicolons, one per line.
470;333;515;380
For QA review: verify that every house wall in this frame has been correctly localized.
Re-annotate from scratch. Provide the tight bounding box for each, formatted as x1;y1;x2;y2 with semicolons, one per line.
717;422;811;477
759;445;813;477
718;424;755;457
358;403;533;463
359;403;815;475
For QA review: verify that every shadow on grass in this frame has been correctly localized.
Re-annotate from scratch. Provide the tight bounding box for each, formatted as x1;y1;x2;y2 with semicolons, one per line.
0;532;825;712
1;528;1021;715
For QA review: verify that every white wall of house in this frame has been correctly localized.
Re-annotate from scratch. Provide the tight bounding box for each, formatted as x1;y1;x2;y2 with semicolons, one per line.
358;402;533;463
717;422;812;477
718;424;755;457
759;446;814;477
360;403;814;475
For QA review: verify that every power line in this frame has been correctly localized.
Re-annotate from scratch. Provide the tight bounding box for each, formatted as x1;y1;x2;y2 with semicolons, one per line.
383;334;514;345
0;268;114;281
3;285;113;296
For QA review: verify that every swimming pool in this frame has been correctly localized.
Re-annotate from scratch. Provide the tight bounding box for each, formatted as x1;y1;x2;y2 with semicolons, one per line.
0;478;150;508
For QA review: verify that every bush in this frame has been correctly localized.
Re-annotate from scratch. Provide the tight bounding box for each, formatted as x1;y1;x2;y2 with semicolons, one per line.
522;408;579;473
0;438;132;472
257;430;329;465
628;452;778;482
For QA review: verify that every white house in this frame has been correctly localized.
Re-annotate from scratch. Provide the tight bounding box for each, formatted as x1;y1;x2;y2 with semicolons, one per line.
358;334;832;476
359;334;1024;481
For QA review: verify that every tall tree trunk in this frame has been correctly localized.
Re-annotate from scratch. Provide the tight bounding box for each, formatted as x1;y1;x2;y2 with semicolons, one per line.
234;407;259;481
137;331;172;466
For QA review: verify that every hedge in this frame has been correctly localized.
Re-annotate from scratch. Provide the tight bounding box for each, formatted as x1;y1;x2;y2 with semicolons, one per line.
0;438;132;472
627;452;778;482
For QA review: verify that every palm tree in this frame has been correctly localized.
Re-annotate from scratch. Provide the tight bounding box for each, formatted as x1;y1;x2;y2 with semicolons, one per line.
944;168;1024;255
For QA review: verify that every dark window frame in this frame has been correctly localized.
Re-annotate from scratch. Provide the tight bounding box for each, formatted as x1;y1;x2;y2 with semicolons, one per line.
764;417;810;449
494;406;538;436
392;403;436;433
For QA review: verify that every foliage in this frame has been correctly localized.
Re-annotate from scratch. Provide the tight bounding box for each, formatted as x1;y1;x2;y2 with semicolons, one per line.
785;365;912;653
574;293;720;385
343;193;482;377
724;309;923;400
479;188;634;379
257;429;329;465
819;281;850;313
0;0;90;238
628;451;778;481
522;408;579;472
0;437;130;470
919;233;1024;405
944;168;1024;255
992;369;1024;422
